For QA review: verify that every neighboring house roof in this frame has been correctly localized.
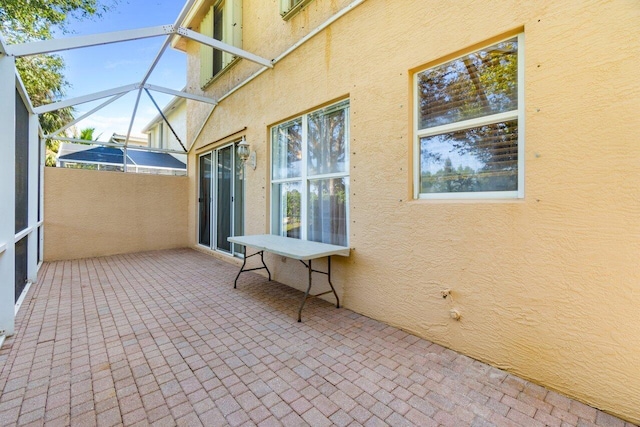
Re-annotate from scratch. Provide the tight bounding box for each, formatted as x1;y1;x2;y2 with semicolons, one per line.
126;149;187;169
109;133;148;146
57;143;186;170
60;146;124;165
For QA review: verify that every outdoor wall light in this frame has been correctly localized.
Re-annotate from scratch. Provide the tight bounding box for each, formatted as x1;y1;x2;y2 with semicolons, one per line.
237;136;250;164
237;136;257;170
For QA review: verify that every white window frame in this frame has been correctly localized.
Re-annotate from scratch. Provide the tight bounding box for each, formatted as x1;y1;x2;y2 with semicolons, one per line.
270;100;350;246
413;33;525;200
280;0;314;20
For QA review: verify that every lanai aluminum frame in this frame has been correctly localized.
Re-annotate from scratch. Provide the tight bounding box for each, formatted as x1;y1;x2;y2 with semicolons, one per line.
0;33;41;342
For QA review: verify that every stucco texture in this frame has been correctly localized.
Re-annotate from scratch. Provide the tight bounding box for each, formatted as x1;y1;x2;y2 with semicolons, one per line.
184;0;640;422
44;168;189;261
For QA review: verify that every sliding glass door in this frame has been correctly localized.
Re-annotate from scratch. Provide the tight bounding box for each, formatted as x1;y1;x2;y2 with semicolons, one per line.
216;145;232;252
198;142;244;256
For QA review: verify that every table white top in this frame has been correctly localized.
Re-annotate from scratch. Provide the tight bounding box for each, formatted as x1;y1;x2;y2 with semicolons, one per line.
228;234;350;260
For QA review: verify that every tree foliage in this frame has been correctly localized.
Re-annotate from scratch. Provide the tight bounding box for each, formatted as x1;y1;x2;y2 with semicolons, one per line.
76;127;99;141
1;1;111;126
0;0;103;42
16;55;74;134
1;0;111;165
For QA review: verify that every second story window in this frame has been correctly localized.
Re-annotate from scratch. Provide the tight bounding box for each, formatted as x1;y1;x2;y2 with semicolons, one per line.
200;0;243;88
280;0;313;20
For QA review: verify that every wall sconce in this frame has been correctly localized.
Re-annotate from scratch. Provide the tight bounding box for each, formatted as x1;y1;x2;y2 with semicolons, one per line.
237;137;257;170
237;136;250;164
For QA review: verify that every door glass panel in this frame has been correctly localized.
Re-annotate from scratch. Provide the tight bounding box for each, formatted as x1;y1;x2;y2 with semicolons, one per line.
199;144;245;256
198;154;212;246
216;146;232;252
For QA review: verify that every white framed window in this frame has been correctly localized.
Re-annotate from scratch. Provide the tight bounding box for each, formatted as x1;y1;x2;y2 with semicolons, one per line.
200;0;243;88
414;34;524;199
280;0;314;20
271;100;350;247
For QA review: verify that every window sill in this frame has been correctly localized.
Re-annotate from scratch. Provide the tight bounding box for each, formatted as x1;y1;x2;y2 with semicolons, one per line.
281;0;314;21
201;56;241;90
408;197;526;205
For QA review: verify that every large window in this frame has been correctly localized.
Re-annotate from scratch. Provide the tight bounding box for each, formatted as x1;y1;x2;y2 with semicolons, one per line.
415;34;524;199
200;0;242;88
271;100;349;246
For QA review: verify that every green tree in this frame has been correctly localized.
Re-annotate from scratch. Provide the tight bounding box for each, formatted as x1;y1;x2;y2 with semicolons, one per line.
45;139;60;167
1;0;111;164
76;127;100;142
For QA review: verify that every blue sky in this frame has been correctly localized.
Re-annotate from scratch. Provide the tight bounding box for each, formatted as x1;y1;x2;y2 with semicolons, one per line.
55;0;188;141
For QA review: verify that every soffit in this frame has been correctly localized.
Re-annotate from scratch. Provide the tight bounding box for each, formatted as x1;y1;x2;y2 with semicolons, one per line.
172;0;210;51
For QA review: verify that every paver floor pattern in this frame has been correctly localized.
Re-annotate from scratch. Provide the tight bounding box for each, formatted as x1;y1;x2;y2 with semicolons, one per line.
0;249;635;427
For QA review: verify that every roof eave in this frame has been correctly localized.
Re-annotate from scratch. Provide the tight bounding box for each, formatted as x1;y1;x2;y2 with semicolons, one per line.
171;0;209;52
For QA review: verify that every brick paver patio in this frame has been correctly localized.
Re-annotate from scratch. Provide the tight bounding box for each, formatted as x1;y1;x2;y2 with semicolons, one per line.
0;249;635;427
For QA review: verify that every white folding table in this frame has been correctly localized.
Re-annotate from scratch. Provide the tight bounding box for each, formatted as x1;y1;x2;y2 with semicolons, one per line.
227;234;350;322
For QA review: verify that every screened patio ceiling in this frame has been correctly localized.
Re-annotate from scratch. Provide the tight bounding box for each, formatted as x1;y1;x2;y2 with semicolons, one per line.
0;0;274;155
1;0;367;154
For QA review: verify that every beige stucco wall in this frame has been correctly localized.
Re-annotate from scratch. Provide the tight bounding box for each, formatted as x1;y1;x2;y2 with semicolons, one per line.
184;0;640;422
44;168;189;261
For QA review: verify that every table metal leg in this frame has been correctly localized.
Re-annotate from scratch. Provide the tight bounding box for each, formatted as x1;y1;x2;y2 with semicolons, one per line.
298;259;313;322
297;256;340;322
327;257;340;309
234;246;247;289
260;251;271;281
234;248;271;288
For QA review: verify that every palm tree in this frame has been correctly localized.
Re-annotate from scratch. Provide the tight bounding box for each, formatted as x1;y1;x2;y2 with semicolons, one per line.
75;127;101;143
